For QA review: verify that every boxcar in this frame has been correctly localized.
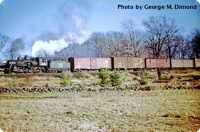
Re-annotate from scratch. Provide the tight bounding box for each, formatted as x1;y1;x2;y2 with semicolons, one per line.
157;59;170;68
90;58;111;69
194;58;200;68
127;57;145;69
171;59;194;68
112;57;128;69
69;57;91;72
145;59;170;69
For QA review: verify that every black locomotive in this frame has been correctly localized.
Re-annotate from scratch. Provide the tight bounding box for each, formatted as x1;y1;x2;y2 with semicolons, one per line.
4;56;70;74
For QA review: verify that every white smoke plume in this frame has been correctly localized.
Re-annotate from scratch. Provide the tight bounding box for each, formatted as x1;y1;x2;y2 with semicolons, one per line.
32;39;69;56
31;1;92;57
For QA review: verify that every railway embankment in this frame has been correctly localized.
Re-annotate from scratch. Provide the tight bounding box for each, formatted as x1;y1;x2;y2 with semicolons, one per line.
0;70;199;93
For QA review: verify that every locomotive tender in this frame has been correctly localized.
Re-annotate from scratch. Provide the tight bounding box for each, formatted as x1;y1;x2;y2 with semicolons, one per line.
2;56;200;74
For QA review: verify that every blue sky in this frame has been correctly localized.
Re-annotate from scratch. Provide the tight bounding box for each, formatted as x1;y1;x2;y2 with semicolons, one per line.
87;0;200;33
0;0;199;41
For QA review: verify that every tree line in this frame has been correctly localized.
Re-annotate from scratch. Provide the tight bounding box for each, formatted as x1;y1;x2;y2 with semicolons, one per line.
84;16;199;59
0;15;200;60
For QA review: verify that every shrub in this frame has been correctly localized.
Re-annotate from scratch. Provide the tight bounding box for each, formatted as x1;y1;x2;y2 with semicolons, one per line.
111;71;122;86
62;79;70;87
12;77;19;87
60;71;71;87
140;69;148;85
99;69;111;85
45;83;49;88
60;71;72;79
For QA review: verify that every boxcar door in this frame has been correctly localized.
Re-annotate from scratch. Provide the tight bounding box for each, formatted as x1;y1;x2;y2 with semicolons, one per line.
127;57;132;69
146;59;157;68
156;59;164;68
90;58;97;69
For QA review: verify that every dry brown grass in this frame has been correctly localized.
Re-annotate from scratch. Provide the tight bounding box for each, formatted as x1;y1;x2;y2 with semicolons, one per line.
0;90;200;131
0;76;61;88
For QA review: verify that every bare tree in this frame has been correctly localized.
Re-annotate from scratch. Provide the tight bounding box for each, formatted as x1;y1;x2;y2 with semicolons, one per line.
105;31;125;56
162;18;183;59
121;19;146;57
164;34;184;59
87;31;127;57
191;28;200;58
133;30;146;57
0;34;10;59
182;35;194;59
121;20;135;56
143;16;181;58
88;32;108;57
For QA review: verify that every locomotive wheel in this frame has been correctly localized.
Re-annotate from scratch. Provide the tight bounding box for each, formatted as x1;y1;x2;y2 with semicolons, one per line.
53;70;57;73
27;67;33;73
35;67;41;73
41;68;46;73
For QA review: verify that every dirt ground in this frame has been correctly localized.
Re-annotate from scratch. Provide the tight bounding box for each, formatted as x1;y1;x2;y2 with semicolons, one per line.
0;90;200;132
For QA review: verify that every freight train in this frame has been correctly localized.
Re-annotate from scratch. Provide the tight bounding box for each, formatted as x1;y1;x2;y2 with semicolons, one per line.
1;56;200;74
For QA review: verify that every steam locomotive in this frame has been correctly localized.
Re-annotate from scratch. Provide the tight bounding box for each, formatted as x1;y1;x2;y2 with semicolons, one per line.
1;56;200;74
3;56;70;74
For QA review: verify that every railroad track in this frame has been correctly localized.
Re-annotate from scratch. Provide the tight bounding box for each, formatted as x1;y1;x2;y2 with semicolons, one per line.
0;73;61;78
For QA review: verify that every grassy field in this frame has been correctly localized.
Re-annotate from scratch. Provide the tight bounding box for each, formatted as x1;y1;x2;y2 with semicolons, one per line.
0;90;200;132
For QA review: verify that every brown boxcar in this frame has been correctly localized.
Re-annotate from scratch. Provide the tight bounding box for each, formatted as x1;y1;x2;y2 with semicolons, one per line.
171;59;194;68
195;58;200;68
145;59;157;68
127;57;145;69
157;59;170;68
145;59;170;68
90;58;112;69
112;57;128;69
69;57;91;72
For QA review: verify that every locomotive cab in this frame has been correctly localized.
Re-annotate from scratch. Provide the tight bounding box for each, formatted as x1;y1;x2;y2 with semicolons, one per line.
29;57;51;73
